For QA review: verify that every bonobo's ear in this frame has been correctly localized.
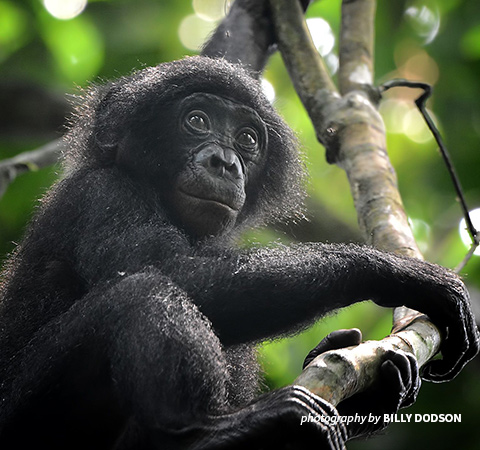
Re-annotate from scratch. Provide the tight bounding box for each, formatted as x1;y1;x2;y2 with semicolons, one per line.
92;87;121;158
64;80;130;172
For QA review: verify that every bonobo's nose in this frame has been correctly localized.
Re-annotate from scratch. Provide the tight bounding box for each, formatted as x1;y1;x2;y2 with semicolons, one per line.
194;146;243;179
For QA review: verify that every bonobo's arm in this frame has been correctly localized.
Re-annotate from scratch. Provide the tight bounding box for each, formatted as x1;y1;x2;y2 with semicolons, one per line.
170;243;479;382
201;0;310;75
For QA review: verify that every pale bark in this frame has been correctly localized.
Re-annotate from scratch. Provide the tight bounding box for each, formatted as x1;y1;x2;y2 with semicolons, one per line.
269;0;442;406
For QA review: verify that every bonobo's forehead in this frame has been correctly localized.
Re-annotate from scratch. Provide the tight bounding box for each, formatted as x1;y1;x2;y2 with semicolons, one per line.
180;92;265;125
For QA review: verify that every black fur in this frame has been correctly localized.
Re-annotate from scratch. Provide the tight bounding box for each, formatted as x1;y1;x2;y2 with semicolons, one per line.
0;1;478;449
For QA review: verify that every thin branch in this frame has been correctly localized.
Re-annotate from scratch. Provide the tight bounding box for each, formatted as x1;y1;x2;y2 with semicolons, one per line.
0;139;63;199
269;0;339;146
381;79;480;270
456;244;479;273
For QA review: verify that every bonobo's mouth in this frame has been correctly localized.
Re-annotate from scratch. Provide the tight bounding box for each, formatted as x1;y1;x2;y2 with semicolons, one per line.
178;189;240;212
174;187;242;237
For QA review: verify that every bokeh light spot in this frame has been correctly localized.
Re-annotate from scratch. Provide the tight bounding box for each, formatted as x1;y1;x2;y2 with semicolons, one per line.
401;107;434;143
179;14;216;51
409;217;431;253
43;0;87;20
405;5;440;45
380;99;412;134
306;18;335;57
261;78;275;103
193;0;227;22
459;208;480;256
403;51;439;85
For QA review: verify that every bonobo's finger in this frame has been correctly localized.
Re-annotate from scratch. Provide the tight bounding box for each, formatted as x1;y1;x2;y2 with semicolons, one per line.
423;317;479;382
294;386;348;449
317;328;363;352
385;351;411;390
381;350;420;409
422;285;480;382
379;360;406;411
303;329;362;369
422;319;466;381
402;353;421;407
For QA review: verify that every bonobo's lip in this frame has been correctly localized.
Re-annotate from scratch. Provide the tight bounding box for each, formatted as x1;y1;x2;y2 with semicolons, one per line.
178;189;240;212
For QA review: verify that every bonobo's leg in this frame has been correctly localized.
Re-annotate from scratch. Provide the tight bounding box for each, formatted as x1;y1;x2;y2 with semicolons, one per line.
105;273;231;432
106;277;348;450
0;272;231;449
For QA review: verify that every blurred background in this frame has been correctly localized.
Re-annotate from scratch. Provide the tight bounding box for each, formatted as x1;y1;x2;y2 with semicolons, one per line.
0;0;479;448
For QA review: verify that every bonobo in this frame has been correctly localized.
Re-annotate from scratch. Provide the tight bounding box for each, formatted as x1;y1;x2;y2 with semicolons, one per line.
0;1;478;449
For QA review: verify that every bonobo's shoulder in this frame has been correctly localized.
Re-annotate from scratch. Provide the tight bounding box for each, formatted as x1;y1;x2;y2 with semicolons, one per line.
32;167;161;233
39;168;129;211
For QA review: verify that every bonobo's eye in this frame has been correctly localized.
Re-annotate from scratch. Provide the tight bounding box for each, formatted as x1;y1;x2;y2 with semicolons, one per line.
185;110;210;133
235;127;259;152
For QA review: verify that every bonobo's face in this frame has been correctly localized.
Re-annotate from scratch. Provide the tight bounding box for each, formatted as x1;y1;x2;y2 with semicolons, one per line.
172;93;267;238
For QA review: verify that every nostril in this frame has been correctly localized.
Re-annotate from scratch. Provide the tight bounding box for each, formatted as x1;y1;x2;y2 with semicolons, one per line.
195;147;243;179
222;150;242;176
213;157;227;177
208;155;226;177
221;160;240;177
210;154;240;176
210;155;223;169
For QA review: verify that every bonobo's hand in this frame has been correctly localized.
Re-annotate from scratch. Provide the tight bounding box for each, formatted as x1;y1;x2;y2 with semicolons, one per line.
303;329;421;439
372;256;480;382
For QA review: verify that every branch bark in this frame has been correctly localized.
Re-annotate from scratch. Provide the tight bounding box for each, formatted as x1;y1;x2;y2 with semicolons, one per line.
269;0;442;406
0;139;62;199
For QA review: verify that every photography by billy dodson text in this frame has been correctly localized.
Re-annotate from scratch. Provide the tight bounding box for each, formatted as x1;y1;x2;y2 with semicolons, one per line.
299;413;462;426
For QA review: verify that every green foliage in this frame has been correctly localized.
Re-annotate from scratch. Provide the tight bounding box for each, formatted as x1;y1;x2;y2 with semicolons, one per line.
461;23;480;60
0;1;30;63
38;13;104;84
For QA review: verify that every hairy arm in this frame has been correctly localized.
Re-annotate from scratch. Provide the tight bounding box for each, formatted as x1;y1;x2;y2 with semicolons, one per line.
169;243;479;382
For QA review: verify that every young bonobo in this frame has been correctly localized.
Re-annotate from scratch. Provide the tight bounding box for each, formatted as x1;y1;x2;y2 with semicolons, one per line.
0;1;478;449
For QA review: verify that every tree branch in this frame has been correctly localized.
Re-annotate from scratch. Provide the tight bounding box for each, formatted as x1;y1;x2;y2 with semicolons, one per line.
268;0;339;147
270;0;442;406
339;0;376;98
0;139;63;199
